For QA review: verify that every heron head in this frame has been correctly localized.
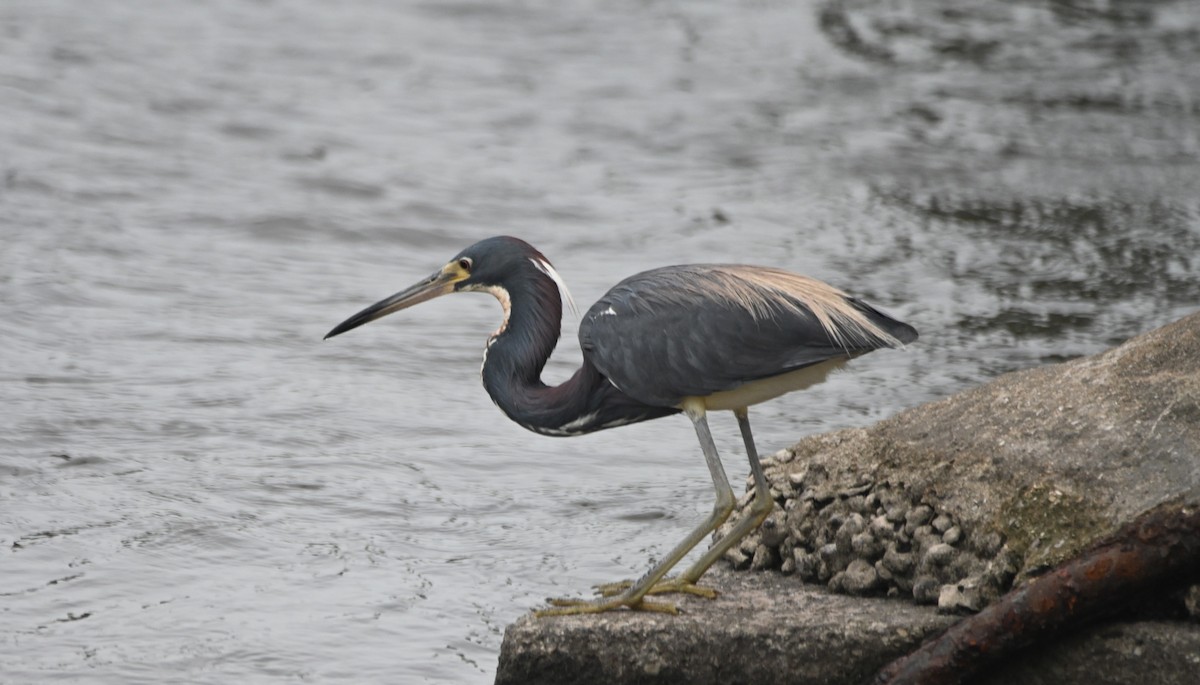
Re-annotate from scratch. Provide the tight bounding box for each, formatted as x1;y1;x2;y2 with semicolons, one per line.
324;236;570;339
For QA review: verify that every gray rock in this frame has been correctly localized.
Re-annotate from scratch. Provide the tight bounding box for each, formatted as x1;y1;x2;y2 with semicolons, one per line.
851;531;885;561
794;549;820;579
937;577;984;613
975;530;1004;558
758;511;788;547
725;546;749;569
495;569;1200;685
738;534;759;556
1185;585;1200;619
932;514;954;534
749;544;778;571
818;542;839;566
497;569;955;685
910;524;938;550
912;575;941;604
904;505;934;534
942;526;962;545
882;545;914;575
841;559;883;595
779;554;796;575
746;312;1200;605
870;514;897;541
875;560;894;582
834;513;865;557
923;543;957;568
884;501;908;524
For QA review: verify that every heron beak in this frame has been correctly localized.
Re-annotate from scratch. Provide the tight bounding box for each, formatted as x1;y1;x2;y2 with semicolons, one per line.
324;262;468;339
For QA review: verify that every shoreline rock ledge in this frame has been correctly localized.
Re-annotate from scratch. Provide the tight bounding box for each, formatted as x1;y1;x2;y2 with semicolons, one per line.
497;312;1200;685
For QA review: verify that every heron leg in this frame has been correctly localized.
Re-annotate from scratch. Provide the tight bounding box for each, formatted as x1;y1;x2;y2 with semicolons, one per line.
671;406;774;585
596;407;774;600
536;400;735;616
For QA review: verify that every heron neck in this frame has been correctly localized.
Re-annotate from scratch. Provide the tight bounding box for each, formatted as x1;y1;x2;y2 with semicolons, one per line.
479;281;593;432
478;273;679;435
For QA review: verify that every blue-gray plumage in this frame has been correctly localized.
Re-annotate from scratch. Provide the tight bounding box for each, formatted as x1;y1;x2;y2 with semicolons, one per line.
582;264;915;407
325;236;917;616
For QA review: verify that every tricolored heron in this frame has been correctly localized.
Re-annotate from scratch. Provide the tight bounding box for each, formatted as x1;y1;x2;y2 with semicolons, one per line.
325;236;917;615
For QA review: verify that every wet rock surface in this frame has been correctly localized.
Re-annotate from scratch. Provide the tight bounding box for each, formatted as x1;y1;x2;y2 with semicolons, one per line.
497;569;955;685
496;568;1200;685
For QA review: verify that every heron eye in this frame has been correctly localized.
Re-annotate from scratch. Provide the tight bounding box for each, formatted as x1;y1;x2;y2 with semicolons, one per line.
458;257;473;272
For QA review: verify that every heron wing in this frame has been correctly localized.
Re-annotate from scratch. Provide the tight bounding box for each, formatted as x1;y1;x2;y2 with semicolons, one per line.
578;264;915;407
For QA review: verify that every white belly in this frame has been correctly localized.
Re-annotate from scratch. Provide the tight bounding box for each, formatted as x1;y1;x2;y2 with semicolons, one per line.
692;358;848;412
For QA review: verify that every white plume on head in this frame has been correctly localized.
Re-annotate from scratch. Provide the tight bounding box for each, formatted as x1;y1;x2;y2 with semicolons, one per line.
530;257;578;317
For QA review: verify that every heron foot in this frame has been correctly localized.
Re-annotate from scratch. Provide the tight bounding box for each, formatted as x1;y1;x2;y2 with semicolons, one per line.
593;576;719;599
534;593;680;617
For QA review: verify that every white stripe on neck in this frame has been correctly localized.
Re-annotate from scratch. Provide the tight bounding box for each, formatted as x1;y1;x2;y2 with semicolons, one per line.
530;257;577;317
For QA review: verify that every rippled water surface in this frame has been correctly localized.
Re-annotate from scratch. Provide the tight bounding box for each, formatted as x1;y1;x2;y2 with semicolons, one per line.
3;1;1198;683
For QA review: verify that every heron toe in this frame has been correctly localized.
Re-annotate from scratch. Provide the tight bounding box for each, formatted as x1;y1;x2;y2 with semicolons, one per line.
647;577;719;599
594;576;719;599
535;593;680;617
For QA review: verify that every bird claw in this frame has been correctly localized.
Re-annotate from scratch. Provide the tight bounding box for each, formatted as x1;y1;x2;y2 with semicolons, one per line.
591;580;634;596
654;579;720;599
535;594;680;617
594;576;719;599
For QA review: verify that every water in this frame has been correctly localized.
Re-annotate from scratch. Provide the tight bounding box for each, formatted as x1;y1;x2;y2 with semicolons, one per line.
2;0;1198;682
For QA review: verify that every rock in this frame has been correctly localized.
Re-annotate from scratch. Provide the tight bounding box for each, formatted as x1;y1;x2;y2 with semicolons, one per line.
923;543;957;568
884;501;908;524
881;546;914;575
875;560;894;582
758;511;788;547
749;544;778;571
794;549;820;579
904;505;934;535
841;559;883;595
739;533;759;555
975;530;1004;557
736;312;1200;606
910;525;938;550
869;514;897;541
912;575;941;605
851;531;885;560
724;546;749;569
496;570;956;685
779;554;796;575
938;578;984;613
834;513;865;556
932;514;954;534
1185;585;1200;619
495;569;1200;685
840;482;873;498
